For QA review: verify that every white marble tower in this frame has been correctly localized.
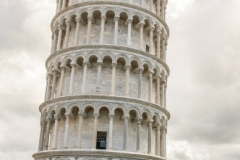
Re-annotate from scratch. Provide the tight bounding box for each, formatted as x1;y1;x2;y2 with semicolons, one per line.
33;0;170;160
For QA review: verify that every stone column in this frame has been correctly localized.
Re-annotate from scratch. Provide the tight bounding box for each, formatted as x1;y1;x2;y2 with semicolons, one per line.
51;31;57;54
57;25;63;51
157;0;161;16
160;82;165;108
139;23;144;51
86;17;92;44
62;0;66;10
96;62;102;93
114;17;119;45
127;19;132;46
156;77;160;105
92;114;99;149
56;0;62;13
64;21;71;48
63;114;70;149
57;66;65;97
69;63;76;95
77;114;83;148
45;73;52;101
69;0;72;6
125;65;130;97
161;127;167;157
82;62;88;94
161;0;166;20
138;68;143;99
157;31;161;58
108;115;114;150
162;38;167;62
148;72;153;102
164;84;167;109
150;27;154;55
123;116;129;150
38;121;46;151
51;70;57;99
44;118;51;150
52;115;59;149
111;63;117;96
136;119;142;152
140;0;143;7
156;124;161;156
74;17;81;46
100;16;106;44
148;121;153;154
150;0;153;12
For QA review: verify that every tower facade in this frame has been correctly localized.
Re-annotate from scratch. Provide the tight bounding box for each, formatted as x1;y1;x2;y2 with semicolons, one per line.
33;0;170;160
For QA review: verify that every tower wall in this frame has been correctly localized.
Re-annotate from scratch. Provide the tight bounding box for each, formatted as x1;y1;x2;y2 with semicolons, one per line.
33;0;170;160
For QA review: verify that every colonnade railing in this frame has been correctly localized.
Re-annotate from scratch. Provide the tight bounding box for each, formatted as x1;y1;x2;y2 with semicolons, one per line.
38;113;167;158
45;64;167;108
56;0;167;21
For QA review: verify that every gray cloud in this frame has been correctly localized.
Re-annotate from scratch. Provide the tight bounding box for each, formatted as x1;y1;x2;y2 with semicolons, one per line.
0;0;240;159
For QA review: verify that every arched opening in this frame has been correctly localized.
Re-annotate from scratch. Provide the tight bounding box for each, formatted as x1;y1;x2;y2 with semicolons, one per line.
129;60;139;98
68;106;79;149
143;19;151;53
132;15;141;49
113;107;124;150
105;10;116;44
118;12;129;46
48;110;56;150
82;106;95;149
97;107;110;149
115;57;126;96
141;112;149;153
128;109;138;152
57;108;66;149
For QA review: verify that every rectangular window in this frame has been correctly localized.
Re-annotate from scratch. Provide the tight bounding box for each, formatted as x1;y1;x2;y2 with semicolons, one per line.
146;45;150;52
96;132;107;150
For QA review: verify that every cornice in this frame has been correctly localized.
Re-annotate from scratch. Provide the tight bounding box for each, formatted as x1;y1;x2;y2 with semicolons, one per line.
33;149;165;160
39;95;171;119
46;45;170;75
51;1;170;37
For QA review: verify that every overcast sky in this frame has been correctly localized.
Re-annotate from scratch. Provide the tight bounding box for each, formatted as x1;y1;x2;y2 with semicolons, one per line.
0;0;239;160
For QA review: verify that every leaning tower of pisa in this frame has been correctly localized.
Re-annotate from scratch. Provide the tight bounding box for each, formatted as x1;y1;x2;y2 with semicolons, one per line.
33;0;170;160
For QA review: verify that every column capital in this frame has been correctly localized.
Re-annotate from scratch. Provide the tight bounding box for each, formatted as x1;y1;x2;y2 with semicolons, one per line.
111;63;117;68
125;65;131;70
123;116;129;120
70;62;77;67
65;114;71;118
109;115;115;119
58;24;64;30
101;16;106;19
87;16;93;21
138;68;144;74
66;20;72;26
127;18;133;24
114;16;120;21
97;62;103;66
54;115;59;120
83;62;89;66
94;114;100;118
75;17;81;22
46;117;51;122
139;22;145;27
148;71;154;77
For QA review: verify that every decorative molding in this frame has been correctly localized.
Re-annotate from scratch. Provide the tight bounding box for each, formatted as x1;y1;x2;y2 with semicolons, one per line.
39;95;171;119
46;45;170;75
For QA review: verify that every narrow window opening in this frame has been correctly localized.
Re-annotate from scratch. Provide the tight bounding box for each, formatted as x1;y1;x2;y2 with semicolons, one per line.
96;131;107;150
146;45;150;52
